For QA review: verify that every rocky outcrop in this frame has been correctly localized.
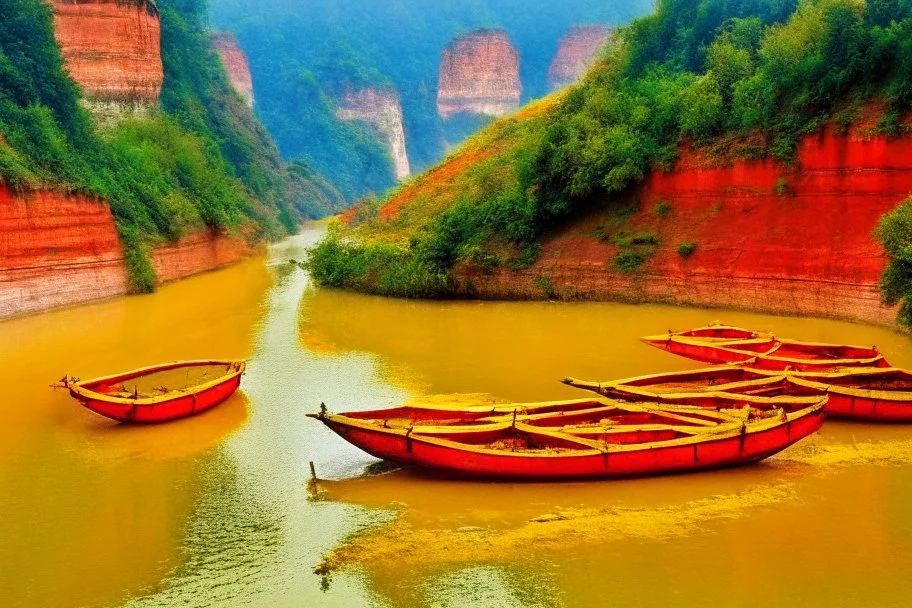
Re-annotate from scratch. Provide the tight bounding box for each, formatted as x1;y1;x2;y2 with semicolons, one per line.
0;186;253;320
211;33;255;108
336;88;411;181
548;25;614;91
437;30;521;119
460;124;912;326
51;0;163;122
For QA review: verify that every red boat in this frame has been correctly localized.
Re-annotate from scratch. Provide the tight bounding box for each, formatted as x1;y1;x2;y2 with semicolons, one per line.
309;397;826;479
736;342;889;371
64;360;246;423
565;366;912;422
641;325;776;364
641;325;887;370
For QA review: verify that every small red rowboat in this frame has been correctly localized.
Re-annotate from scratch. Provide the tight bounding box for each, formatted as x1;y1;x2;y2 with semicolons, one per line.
641;325;888;370
565;366;912;422
64;360;246;423
308;397;826;479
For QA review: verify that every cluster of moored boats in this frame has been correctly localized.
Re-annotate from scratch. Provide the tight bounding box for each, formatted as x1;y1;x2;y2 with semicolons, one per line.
309;324;912;479
59;324;911;480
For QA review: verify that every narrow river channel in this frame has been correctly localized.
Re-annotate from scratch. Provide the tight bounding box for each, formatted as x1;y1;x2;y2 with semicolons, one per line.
2;224;912;607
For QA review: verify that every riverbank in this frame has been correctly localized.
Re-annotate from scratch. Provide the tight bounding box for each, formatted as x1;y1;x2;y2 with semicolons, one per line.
0;185;262;320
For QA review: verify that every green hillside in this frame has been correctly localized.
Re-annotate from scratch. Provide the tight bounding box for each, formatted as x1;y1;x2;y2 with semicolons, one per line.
209;0;655;201
0;0;342;291
305;0;912;327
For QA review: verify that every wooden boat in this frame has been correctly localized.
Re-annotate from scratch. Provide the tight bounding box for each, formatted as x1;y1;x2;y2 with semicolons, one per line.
735;342;889;371
563;367;784;399
641;325;888;370
641;325;776;365
308;397;826;479
565;366;912;422
64;360;246;423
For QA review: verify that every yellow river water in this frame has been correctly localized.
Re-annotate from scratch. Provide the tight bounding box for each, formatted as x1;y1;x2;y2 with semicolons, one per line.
2;224;912;607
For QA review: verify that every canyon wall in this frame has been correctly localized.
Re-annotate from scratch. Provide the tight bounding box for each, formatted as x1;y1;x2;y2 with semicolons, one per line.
211;33;255;108
336;88;411;181
548;25;614;91
51;0;163;122
460;125;912;326
437;30;522;119
0;187;254;320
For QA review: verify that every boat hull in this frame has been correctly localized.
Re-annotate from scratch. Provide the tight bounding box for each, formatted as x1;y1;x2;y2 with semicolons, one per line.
640;337;771;365
570;368;912;422
67;360;245;423
319;409;824;480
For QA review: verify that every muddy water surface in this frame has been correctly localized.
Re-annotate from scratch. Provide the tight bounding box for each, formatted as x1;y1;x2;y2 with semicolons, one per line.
2;223;912;607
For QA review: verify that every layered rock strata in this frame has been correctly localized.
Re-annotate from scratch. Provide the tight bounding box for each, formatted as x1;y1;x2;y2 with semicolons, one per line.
336;88;411;180
51;0;163;121
548;25;614;90
211;33;255;108
459;125;912;326
0;187;253;320
437;30;521;119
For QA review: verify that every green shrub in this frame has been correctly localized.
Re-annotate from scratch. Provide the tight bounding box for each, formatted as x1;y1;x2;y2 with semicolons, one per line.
654;200;673;217
613;250;648;273
535;275;556;298
875;199;912;327
677;241;697;258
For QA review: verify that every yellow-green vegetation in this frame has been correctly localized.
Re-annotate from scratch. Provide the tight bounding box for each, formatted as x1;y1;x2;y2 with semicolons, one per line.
307;0;912;321
0;0;341;291
876;198;912;327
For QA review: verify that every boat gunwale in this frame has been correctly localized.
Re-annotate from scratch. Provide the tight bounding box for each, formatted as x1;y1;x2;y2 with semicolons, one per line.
583;385;827;409
563;367;786;396
788;375;912;402
69;359;246;406
315;398;827;459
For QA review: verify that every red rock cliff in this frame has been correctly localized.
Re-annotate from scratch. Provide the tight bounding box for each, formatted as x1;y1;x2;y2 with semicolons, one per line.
548;25;614;91
437;30;521;119
211;33;255;108
462;125;912;326
0;187;254;320
336;88;411;181
51;0;163;120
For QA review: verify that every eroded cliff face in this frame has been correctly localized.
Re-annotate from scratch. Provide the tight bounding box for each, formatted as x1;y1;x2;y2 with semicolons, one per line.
548;25;614;91
0;187;253;320
437;30;521;119
51;0;163;122
336;88;411;181
211;33;254;108
460;125;912;326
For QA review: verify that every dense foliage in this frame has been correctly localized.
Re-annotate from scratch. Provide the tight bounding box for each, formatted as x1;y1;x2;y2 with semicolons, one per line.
209;0;653;201
877;199;912;328
0;0;341;291
306;0;912;326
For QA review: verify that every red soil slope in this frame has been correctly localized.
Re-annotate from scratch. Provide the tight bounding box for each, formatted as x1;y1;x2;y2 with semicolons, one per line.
465;126;912;325
0;187;254;320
